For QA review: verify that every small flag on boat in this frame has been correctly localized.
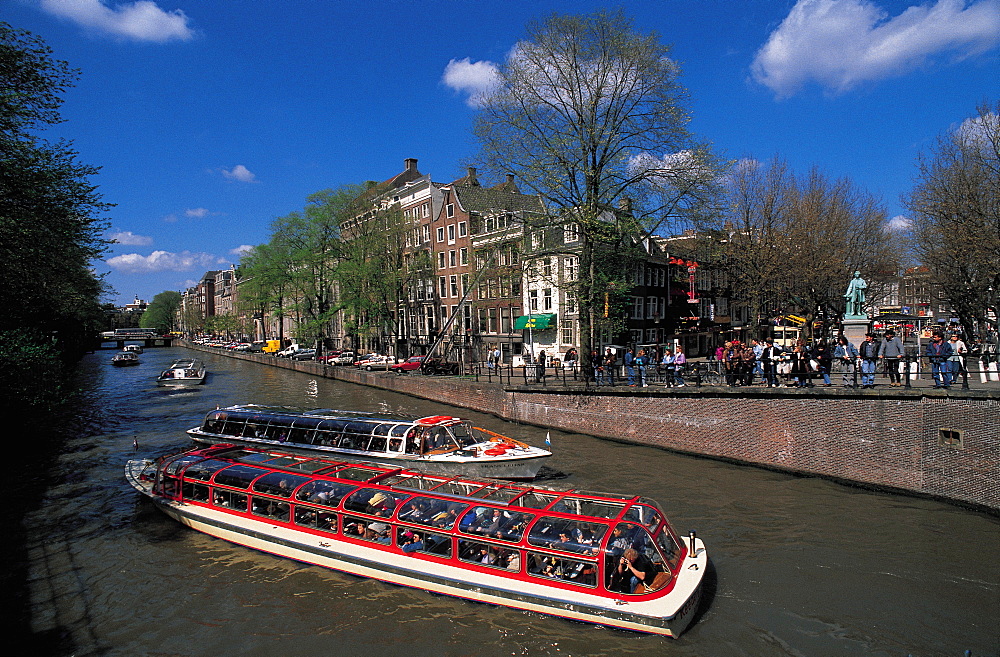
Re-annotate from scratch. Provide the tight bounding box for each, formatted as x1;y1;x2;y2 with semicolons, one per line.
545;432;551;448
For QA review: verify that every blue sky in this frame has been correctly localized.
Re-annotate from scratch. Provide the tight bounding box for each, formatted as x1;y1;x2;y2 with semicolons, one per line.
6;0;999;306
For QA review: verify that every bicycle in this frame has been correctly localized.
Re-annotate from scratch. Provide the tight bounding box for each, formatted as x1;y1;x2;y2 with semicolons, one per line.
684;362;723;386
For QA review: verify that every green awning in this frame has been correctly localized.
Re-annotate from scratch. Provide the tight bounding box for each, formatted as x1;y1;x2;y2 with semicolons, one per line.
514;313;556;330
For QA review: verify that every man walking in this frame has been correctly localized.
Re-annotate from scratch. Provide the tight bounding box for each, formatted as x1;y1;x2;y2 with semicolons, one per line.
761;338;781;387
926;333;953;388
948;334;967;385
624;348;636;386
878;330;905;387
602;347;617;386
858;333;879;388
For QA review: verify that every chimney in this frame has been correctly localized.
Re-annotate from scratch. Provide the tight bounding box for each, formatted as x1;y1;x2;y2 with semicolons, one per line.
619;197;633;214
404;158;418;171
505;173;515;185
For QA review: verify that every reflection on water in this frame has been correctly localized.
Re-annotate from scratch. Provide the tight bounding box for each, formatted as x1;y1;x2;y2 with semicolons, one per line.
19;347;1000;657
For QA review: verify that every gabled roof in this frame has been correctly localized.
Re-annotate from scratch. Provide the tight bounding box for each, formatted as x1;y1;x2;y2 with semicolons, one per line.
451;184;545;215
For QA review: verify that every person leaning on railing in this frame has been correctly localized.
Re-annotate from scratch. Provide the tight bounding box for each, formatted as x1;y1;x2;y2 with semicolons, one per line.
878;330;905;387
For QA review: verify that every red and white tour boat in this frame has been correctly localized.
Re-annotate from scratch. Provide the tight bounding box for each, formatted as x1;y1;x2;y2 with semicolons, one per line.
187;405;551;480
125;443;707;637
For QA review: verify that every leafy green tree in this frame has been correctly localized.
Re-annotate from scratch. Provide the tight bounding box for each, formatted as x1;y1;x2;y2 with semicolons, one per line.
473;10;718;363
140;291;181;333
0;22;112;359
237;238;296;341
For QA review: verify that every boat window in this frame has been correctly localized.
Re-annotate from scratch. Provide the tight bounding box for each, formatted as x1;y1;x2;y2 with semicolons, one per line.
446;422;478;448
282;459;336;475
604;522;672;595
389;424;410;438
213;464;268;490
182;481;209;502
623;502;662;530
222;418;246;436
387;474;449;491
509;491;557;510
295;480;358;508
526;551;597;587
332;466;384;482
396;527;452;558
213;489;247;511
366;434;388;452
293;506;338;533
256;455;307;469
183;459;232;482
156;475;180;498
373;423;392;437
656;528;682;571
479;487;526;504
458;507;532;542
420;427;456;452
163;454;205;477
432;480;485;497
252;472;311;498
202;411;226;433
251;497;290;523
343;516;393;546
404;428;420;454
550;496;625;521
343;488;408;518
458;539;520;571
397;497;468;530
527;517;606;556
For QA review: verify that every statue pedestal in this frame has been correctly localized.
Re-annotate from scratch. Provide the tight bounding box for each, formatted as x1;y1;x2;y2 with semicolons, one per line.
842;318;869;346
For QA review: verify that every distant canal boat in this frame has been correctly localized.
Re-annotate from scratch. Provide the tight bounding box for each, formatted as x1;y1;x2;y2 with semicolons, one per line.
111;351;140;367
125;443;707;637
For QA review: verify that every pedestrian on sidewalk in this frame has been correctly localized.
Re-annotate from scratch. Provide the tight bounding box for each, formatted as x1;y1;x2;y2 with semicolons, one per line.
926;333;953;388
834;335;859;387
878;330;905;387
859;333;879;388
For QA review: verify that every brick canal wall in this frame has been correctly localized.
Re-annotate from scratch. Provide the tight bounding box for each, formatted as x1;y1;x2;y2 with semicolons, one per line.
192;346;1000;513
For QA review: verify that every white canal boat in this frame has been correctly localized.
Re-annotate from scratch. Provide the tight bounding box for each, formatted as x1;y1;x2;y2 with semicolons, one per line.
126;443;707;637
187;405;550;480
156;358;207;386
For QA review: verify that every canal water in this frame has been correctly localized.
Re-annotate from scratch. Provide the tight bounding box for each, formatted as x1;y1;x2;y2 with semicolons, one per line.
17;347;1000;656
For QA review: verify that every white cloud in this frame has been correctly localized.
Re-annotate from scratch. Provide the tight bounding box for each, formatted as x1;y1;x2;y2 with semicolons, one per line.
751;0;1000;98
40;0;195;43
230;245;254;257
221;164;258;183
108;230;153;246
185;207;210;218
442;57;500;107
106;250;226;274
886;214;913;231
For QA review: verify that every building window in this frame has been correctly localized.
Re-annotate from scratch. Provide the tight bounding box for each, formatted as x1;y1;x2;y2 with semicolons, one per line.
563;222;580;243
529;290;538;311
448;250;456;267
438;252;446;269
564;290;577;314
446;203;454;218
632;297;644;320
458;221;467;237
436;227;445;242
564;256;578;281
439;276;447;298
460;247;468;265
561;319;574;345
448;224;456;243
450;275;459;297
531;231;542;250
543;288;553;311
542;258;552;279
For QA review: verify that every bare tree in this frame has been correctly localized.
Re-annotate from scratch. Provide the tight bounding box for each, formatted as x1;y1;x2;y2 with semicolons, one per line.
907;101;1000;344
473;10;718;365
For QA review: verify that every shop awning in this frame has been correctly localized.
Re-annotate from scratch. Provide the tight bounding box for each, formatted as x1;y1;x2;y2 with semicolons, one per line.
514;313;556;330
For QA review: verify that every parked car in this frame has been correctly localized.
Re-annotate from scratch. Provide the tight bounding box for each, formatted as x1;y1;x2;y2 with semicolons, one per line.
317;351;341;364
290;348;316;361
248;341;267;353
361;355;393;371
353;353;382;367
330;351;355;365
390;356;425;373
277;344;301;358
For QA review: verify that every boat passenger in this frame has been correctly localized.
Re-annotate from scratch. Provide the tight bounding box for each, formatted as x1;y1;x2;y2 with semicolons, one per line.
506;551;521;571
400;531;424;553
614;548;655;593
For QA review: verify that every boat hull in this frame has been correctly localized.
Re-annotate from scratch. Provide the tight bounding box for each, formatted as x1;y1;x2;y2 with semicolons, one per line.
134;484;704;636
156;376;206;386
187;431;548;480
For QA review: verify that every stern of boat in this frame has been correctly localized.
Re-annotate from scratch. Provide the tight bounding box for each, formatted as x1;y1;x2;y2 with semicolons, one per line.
125;459;157;496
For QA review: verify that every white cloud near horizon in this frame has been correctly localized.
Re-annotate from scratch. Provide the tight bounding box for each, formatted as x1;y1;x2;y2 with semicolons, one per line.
108;230;153;246
221;164;258;183
106;250;226;274
39;0;195;43
752;0;1000;98
442;57;500;107
230;245;254;257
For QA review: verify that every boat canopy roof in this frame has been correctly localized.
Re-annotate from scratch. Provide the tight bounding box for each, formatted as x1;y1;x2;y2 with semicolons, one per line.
206;405;461;428
163;443;666;529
